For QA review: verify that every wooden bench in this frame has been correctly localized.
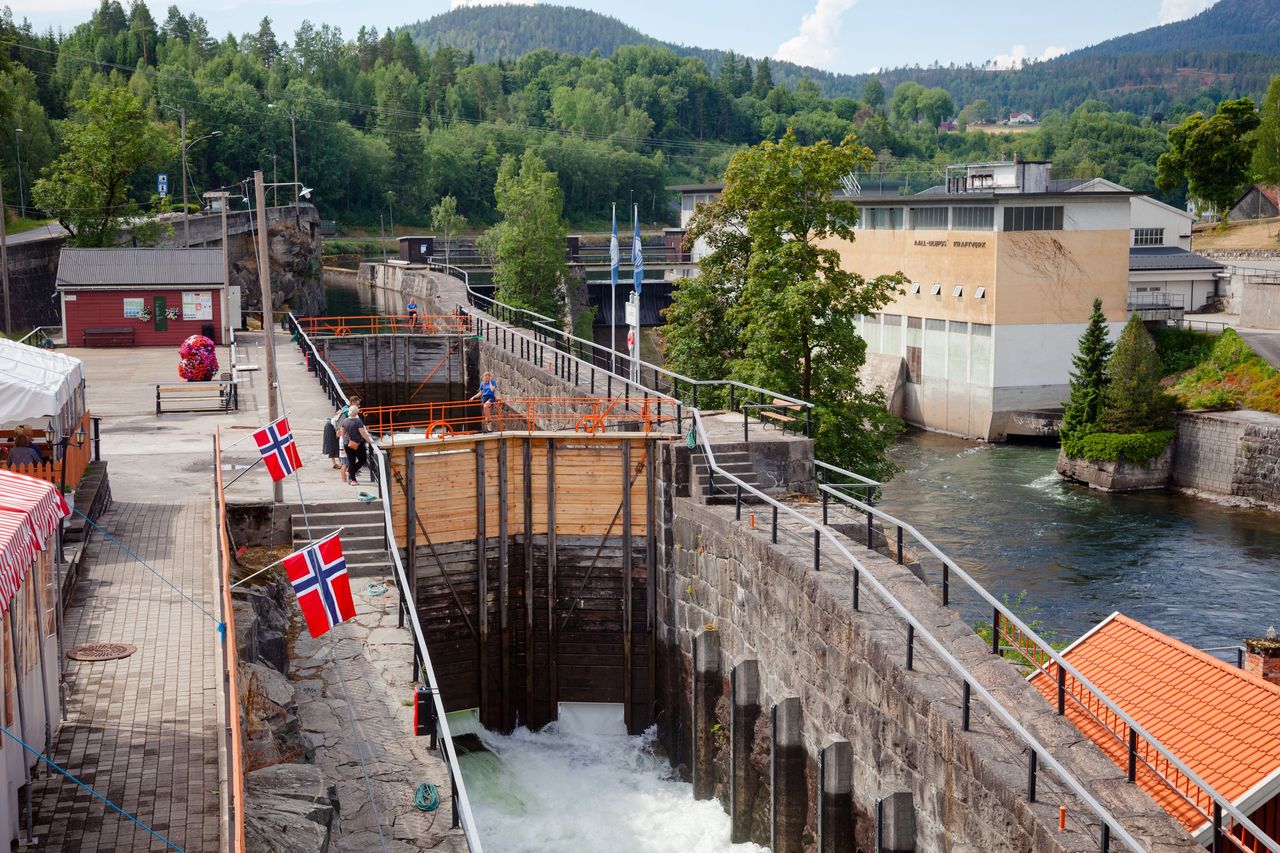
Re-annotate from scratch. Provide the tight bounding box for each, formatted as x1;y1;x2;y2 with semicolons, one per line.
155;381;239;415
760;398;802;427
83;326;135;347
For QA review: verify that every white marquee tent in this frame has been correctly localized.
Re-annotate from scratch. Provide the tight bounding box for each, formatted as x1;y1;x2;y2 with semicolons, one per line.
0;339;86;437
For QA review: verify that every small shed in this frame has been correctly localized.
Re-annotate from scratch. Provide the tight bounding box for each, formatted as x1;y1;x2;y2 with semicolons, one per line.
1227;184;1280;222
56;248;227;347
398;236;434;264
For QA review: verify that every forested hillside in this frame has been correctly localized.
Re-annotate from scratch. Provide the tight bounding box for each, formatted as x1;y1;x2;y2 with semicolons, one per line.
408;0;1280;115
0;0;1273;232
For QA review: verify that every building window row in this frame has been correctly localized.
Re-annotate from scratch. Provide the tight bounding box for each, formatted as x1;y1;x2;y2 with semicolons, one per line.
1003;205;1064;232
1132;227;1165;246
856;204;999;232
859;314;993;386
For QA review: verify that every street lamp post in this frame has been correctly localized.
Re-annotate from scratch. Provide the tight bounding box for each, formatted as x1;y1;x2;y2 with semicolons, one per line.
14;128;24;218
162;105;221;247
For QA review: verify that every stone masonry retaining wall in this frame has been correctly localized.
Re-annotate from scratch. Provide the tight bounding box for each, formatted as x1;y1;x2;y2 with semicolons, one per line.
658;491;1200;853
1173;411;1280;508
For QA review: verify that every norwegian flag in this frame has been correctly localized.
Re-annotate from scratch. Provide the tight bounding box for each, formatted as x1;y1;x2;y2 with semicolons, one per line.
283;532;355;639
252;416;303;482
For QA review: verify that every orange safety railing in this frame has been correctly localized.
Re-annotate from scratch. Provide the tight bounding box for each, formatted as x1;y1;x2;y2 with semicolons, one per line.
359;396;678;438
294;314;473;337
214;430;247;851
3;411;95;490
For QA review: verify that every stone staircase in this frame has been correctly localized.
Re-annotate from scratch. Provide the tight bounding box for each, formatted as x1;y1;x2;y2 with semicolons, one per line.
692;448;766;505
291;501;393;579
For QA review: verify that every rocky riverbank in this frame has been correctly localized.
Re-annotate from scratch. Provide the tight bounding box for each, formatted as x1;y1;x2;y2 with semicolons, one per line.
234;577;340;852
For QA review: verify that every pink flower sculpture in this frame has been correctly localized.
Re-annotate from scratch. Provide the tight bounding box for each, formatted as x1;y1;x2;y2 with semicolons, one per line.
177;335;219;381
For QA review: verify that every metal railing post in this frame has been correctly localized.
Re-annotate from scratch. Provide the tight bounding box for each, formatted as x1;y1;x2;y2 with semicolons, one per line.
771;505;778;544
813;529;820;572
906;625;915;671
896;526;903;565
1127;728;1137;782
941;563;949;606
991;607;1001;655
865;509;873;549
852;569;859;611
735;485;742;520
962;681;971;731
1057;666;1066;715
822;490;829;525
1027;750;1037;802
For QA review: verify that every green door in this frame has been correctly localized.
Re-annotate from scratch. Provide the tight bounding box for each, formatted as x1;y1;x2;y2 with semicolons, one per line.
154;296;167;331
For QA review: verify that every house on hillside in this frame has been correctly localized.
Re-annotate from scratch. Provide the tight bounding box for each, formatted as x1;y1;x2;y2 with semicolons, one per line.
1029;613;1280;849
937;119;958;132
1008;112;1035;125
1227;184;1280;222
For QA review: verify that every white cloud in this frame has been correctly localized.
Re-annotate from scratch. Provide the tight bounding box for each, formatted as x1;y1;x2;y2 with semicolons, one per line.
774;0;860;67
450;0;537;7
1156;0;1218;24
987;44;1068;70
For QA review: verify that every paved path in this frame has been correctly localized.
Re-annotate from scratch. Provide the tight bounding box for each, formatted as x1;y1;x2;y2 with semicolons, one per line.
291;584;468;852
30;500;220;851
1239;328;1280;370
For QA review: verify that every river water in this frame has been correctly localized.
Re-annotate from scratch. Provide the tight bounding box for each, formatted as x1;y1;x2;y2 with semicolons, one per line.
456;705;767;853
876;430;1280;651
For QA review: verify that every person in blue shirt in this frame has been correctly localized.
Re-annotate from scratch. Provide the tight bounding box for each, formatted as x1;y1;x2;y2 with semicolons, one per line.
469;371;499;432
405;299;418;332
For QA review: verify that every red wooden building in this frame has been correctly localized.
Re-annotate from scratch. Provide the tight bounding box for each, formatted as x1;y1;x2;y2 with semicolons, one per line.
57;248;227;347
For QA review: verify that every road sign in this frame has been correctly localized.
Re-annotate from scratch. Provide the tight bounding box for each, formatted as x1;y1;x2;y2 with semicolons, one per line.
157;173;168;196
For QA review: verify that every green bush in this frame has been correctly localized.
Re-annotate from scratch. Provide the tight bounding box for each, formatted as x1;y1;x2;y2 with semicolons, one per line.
1061;429;1176;463
1170;327;1280;415
1184;387;1237;411
1153;327;1215;376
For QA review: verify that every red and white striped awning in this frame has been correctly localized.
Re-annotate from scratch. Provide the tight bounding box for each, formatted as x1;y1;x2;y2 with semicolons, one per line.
0;471;70;616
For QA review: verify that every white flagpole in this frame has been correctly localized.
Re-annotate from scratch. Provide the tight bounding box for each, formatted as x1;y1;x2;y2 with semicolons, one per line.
610;203;619;376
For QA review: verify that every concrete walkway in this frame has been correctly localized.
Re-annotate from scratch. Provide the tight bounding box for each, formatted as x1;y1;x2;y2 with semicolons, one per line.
30;500;220;852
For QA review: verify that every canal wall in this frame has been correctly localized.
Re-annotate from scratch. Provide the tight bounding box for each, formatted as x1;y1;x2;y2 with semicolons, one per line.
1173;410;1280;509
656;491;1199;853
357;259;1202;851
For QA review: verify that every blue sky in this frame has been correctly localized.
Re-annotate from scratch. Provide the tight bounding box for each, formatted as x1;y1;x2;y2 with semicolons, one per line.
11;0;1220;75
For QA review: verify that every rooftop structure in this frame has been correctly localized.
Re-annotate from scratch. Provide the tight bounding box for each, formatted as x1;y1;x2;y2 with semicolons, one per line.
1030;613;1280;846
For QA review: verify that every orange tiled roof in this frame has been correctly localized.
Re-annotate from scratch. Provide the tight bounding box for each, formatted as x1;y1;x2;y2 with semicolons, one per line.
1029;613;1280;835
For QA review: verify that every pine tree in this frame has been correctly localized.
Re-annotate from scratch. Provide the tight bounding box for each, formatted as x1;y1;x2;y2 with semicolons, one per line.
1099;314;1175;434
1061;298;1113;441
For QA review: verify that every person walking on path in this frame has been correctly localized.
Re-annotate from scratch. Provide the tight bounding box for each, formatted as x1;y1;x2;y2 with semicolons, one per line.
343;403;376;485
470;371;499;432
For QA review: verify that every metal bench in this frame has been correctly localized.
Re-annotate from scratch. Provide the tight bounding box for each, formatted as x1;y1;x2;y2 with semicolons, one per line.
759;398;801;427
83;327;135;347
155;381;239;415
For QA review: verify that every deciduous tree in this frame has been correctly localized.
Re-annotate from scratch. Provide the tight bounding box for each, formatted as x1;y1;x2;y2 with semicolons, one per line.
1156;97;1260;217
487;149;569;322
1252;75;1280;187
32;85;173;247
663;129;905;480
429;194;466;266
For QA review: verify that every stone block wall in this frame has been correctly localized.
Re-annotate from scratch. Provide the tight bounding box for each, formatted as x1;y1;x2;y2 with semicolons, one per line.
656;480;1201;853
1174;411;1280;508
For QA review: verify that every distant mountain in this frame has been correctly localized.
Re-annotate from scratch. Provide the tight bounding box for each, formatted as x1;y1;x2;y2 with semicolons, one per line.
401;5;862;97
403;0;1280;115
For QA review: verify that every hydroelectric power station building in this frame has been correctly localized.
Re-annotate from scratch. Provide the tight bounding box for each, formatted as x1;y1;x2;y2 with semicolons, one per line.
676;161;1224;441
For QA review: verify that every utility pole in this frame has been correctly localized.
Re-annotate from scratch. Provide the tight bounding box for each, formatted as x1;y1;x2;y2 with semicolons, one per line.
178;107;189;247
253;170;282;503
0;172;10;336
14;128;24;218
289;112;298;197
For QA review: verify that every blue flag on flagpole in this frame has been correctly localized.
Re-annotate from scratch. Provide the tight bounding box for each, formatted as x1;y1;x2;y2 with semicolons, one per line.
632;204;643;295
610;204;619;289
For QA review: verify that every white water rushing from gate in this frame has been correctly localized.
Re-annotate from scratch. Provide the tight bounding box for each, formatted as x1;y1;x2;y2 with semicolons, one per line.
455;704;770;853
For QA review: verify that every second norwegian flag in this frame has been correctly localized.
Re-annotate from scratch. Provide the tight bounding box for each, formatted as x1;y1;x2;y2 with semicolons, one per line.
284;532;356;639
252;416;303;481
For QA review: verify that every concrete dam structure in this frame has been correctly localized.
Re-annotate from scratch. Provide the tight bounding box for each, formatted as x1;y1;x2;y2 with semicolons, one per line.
278;262;1255;853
